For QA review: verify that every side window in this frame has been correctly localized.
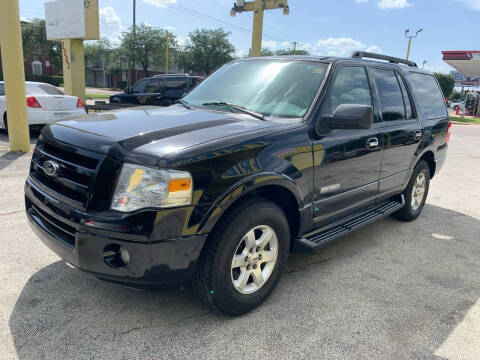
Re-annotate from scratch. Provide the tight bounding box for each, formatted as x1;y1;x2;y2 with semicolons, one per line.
371;68;406;121
408;73;448;119
165;78;188;93
145;79;164;93
397;73;414;119
322;66;372;115
0;84;4;96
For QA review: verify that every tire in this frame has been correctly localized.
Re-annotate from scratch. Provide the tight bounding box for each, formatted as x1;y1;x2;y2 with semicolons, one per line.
392;160;430;222
195;198;290;316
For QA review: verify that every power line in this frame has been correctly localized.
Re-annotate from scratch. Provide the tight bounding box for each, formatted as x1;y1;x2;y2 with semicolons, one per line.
166;3;291;44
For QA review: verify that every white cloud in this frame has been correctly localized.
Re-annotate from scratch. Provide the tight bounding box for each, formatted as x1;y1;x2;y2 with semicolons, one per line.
377;0;411;9
356;0;412;8
261;36;382;57
99;7;123;41
455;0;480;10
164;25;175;31
142;0;177;7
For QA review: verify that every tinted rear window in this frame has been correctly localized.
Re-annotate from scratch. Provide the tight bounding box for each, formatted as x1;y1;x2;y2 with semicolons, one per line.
371;68;406;121
26;84;65;95
408;73;447;119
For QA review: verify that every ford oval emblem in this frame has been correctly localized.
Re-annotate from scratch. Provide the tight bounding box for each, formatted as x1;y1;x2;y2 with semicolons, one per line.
42;160;60;177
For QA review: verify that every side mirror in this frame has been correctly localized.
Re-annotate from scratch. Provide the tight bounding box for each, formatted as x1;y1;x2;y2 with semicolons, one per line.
321;104;373;132
124;87;131;93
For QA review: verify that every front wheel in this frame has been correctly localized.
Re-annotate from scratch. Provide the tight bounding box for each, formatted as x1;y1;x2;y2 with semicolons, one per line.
195;198;290;315
393;160;430;221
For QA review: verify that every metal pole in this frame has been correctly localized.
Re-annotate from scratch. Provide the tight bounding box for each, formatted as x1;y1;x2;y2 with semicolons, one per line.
62;39;86;102
165;32;169;74
128;0;136;88
406;38;412;61
250;0;264;57
0;0;30;152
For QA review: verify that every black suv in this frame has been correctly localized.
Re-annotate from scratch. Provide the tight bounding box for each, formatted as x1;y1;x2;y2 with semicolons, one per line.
109;74;204;106
25;52;450;315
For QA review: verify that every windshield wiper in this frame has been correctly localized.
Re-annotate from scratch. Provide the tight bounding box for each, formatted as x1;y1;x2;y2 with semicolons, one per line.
176;99;194;110
202;102;265;120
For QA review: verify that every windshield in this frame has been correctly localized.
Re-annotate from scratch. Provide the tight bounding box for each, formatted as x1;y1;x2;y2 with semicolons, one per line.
183;59;328;118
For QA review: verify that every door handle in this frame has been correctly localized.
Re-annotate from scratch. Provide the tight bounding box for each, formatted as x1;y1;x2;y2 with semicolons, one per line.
414;130;422;140
366;137;379;149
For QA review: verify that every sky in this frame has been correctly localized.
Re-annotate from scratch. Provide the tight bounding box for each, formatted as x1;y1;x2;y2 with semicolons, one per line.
18;0;480;74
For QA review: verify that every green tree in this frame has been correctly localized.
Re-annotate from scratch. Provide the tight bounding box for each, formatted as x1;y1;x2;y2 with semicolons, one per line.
274;49;310;56
177;28;235;75
21;19;62;73
121;24;175;77
261;48;275;56
434;73;455;98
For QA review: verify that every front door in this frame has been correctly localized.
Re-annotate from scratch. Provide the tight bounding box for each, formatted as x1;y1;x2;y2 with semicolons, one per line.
312;65;383;226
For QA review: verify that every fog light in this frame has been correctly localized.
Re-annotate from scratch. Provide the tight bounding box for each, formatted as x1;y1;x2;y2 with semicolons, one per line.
120;247;130;265
103;244;129;268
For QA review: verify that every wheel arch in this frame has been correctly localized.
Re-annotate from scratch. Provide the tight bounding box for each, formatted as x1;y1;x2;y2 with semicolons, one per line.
416;150;436;179
198;173;305;246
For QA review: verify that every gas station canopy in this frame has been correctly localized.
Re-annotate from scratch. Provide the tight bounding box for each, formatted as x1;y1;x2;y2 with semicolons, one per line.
442;51;480;78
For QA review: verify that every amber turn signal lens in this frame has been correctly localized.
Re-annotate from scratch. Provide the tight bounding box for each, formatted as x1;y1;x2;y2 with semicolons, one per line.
168;178;191;192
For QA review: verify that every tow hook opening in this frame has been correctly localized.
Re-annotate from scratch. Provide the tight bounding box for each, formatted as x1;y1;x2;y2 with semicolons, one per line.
103;244;130;268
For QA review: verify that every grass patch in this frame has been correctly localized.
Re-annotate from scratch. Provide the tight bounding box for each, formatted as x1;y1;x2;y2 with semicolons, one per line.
86;94;111;99
449;116;480;124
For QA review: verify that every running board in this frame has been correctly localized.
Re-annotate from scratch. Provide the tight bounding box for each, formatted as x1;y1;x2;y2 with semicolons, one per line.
294;196;404;251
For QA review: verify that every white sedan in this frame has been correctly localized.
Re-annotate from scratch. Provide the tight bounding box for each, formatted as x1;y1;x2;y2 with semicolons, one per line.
0;81;86;131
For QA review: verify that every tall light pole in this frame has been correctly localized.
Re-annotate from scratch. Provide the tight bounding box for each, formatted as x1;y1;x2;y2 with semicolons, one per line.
405;28;423;61
231;0;290;57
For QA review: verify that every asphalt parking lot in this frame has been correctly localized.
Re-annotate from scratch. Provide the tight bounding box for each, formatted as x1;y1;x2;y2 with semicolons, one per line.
0;124;479;360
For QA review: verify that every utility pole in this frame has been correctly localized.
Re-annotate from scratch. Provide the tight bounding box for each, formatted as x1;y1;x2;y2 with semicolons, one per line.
165;32;169;74
405;28;423;61
128;0;136;88
0;0;30;151
231;0;290;57
292;41;297;51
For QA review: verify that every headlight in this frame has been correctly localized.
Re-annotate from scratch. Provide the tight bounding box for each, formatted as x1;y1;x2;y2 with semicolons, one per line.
111;164;193;212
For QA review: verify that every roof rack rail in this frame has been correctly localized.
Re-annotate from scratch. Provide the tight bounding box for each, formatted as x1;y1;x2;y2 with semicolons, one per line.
350;51;418;67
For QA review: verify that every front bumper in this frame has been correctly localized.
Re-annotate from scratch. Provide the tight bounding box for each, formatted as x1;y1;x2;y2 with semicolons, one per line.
25;178;207;285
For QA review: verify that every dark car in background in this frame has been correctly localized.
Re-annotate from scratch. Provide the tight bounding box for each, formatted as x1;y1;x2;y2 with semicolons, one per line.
109;74;204;106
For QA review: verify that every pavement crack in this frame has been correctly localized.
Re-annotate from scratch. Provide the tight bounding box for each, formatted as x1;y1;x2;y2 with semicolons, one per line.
0;210;24;216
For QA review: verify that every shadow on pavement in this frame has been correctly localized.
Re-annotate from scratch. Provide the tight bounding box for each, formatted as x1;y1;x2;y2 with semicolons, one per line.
8;204;480;359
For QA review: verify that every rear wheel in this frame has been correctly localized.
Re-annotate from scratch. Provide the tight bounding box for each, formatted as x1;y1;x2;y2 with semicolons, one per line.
195;198;290;315
393;160;430;221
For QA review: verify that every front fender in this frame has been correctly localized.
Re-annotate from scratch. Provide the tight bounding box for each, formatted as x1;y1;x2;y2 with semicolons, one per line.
197;172;304;235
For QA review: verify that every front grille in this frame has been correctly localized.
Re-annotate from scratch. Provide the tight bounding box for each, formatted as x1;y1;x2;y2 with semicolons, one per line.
30;139;104;211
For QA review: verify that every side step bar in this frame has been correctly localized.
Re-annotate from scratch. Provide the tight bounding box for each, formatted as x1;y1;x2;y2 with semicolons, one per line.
294;196;404;251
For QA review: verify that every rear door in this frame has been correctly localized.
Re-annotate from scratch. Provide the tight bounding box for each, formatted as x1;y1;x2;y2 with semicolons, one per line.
312;64;383;225
368;67;423;200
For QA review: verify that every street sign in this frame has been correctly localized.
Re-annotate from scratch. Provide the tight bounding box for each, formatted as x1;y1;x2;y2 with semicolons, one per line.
45;0;99;40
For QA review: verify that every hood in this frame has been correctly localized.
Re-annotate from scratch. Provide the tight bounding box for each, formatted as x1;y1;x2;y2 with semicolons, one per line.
42;105;281;161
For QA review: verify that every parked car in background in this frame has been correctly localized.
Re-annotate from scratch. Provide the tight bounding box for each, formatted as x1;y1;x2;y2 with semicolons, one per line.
450;100;465;112
109;74;204;106
0;81;85;132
